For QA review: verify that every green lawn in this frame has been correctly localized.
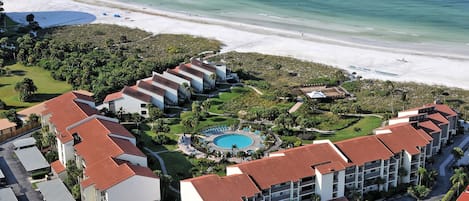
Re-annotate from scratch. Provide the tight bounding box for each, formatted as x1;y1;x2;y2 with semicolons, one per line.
317;116;383;142
0;63;72;113
140;123;179;152
159;151;194;182
169;112;239;134
208;87;250;114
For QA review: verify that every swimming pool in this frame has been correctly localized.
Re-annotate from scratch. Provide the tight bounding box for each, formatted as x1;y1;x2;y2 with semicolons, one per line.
213;134;253;149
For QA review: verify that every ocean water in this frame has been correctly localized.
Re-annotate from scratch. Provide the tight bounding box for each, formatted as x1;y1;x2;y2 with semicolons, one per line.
120;0;469;54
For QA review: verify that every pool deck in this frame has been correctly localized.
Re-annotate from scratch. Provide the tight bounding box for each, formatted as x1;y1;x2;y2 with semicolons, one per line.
205;130;264;152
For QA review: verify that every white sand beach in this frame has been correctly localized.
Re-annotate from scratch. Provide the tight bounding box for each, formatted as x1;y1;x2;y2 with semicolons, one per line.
4;0;469;89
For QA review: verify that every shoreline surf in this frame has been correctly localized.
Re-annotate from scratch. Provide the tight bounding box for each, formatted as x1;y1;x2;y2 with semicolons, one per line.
4;0;469;90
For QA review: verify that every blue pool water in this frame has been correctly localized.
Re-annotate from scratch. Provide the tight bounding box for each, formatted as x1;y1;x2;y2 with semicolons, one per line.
214;134;253;149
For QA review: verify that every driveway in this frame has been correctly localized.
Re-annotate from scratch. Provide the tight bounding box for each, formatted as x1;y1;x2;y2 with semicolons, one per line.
0;131;42;201
425;132;469;200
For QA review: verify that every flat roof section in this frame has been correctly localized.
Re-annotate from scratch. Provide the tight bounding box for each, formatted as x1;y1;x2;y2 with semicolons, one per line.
0;188;18;201
12;137;36;149
37;179;75;201
14;147;50;172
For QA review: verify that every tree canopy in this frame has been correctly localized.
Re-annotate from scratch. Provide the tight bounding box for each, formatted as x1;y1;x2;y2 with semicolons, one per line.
14;77;37;101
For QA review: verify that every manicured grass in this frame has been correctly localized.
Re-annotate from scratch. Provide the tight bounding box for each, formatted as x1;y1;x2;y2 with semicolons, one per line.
208;87;250;114
158;151;193;182
315;114;359;131
317;116;383;142
169;112;239;134
138;123;179;152
0;63;72;113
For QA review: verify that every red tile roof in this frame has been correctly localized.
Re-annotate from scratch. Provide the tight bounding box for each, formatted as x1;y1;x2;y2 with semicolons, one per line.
17;102;46;120
335;136;394;166
190;58;216;72
376;123;431;155
184;174;260;201
81;157;156;190
179;64;204;78
43;92;98;143
0;119;16;130
428;113;449;125
137;80;165;96
51;160;66;174
457;186;469;201
419;120;441;132
122;86;152;103
231;142;347;189
167;69;192;81
152;74;180;90
430;103;458;117
70;118;142;165
104;91;123;103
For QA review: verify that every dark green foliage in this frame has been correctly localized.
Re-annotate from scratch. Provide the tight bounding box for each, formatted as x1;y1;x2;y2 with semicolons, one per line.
1;109;21;126
14;77;37;101
44;150;58;163
0;99;6;109
15;24;221;101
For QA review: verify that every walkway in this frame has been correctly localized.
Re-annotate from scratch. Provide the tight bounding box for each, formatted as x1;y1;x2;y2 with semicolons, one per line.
288;102;303;114
426;132;469;200
143;147;180;194
247;85;264;95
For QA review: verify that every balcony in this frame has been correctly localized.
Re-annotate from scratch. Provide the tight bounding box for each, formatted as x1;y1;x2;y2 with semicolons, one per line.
364;162;381;170
300;179;314;186
346;168;355;175
345;177;355;183
300;188;315;196
271;185;291;192
364;171;380;179
271;194;290;201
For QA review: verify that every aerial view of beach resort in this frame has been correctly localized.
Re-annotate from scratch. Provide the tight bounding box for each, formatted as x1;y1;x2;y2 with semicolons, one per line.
1;0;469;201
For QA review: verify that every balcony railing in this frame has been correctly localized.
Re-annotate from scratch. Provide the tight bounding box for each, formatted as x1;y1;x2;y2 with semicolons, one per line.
364;162;381;170
300;179;314;186
271;185;291;193
345;177;355;183
346;168;355;175
364;171;380;179
300;188;315;196
271;194;290;201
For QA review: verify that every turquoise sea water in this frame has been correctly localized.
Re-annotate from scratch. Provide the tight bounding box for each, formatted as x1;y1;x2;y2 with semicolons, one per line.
120;0;469;54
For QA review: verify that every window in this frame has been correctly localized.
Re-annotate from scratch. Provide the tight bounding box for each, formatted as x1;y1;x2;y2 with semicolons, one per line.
141;111;147;115
141;103;147;108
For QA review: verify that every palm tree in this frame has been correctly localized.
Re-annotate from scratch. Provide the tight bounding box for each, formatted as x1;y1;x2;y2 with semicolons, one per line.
311;193;321;201
374;177;386;191
181;82;191;99
398;167;408;184
14;77;37;102
451;167;468;195
417;167;427;186
385;80;395;114
231;144;238;156
452;147;464;164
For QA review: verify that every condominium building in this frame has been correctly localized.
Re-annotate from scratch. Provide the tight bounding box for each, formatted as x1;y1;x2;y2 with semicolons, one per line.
42;91;160;201
181;103;457;201
102;58;230;115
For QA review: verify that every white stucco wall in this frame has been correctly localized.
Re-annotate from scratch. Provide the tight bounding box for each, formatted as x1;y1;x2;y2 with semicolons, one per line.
162;72;191;98
113;94;149;117
151;81;178;104
180;181;204;201
214;64;227;80
337;170;345;198
136;87;165;109
58;140;75;166
397;110;419;117
82;185;98;201
116;154;147;167
388;118;410;125
226;166;243;175
315;169;333;201
402;151;412;183
106;175;160;201
178;71;204;93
